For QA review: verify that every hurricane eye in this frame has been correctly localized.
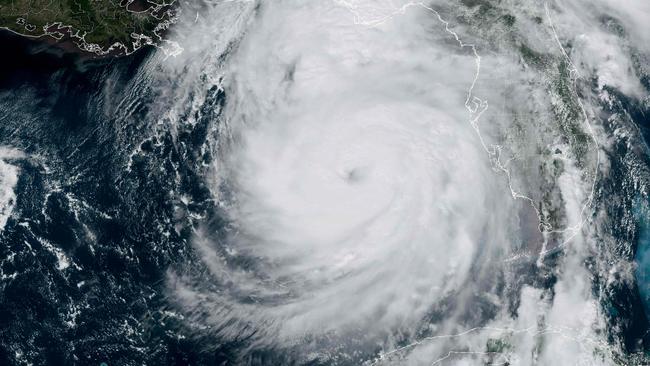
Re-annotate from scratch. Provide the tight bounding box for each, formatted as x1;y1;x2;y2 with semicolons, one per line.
341;167;365;183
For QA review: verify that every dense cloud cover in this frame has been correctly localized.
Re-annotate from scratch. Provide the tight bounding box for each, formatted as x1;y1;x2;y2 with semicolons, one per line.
150;0;650;364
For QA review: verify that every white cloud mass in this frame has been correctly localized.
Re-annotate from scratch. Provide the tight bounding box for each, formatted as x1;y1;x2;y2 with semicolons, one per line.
156;0;649;364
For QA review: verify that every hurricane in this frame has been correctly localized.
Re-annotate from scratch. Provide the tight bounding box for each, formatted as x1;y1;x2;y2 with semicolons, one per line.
1;0;649;364
162;0;630;364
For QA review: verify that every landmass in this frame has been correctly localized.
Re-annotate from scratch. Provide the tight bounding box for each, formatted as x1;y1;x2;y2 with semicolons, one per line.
0;0;179;56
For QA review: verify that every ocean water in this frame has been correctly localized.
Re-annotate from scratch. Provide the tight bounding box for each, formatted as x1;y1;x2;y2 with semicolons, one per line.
1;1;650;364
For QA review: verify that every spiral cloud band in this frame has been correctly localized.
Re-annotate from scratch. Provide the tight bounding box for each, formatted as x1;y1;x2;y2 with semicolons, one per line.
162;0;624;364
178;0;517;344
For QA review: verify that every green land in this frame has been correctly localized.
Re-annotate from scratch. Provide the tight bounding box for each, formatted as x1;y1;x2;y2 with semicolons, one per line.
0;0;177;55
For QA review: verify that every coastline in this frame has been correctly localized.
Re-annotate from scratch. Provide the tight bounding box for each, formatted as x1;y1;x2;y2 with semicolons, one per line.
0;0;179;59
0;28;155;87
